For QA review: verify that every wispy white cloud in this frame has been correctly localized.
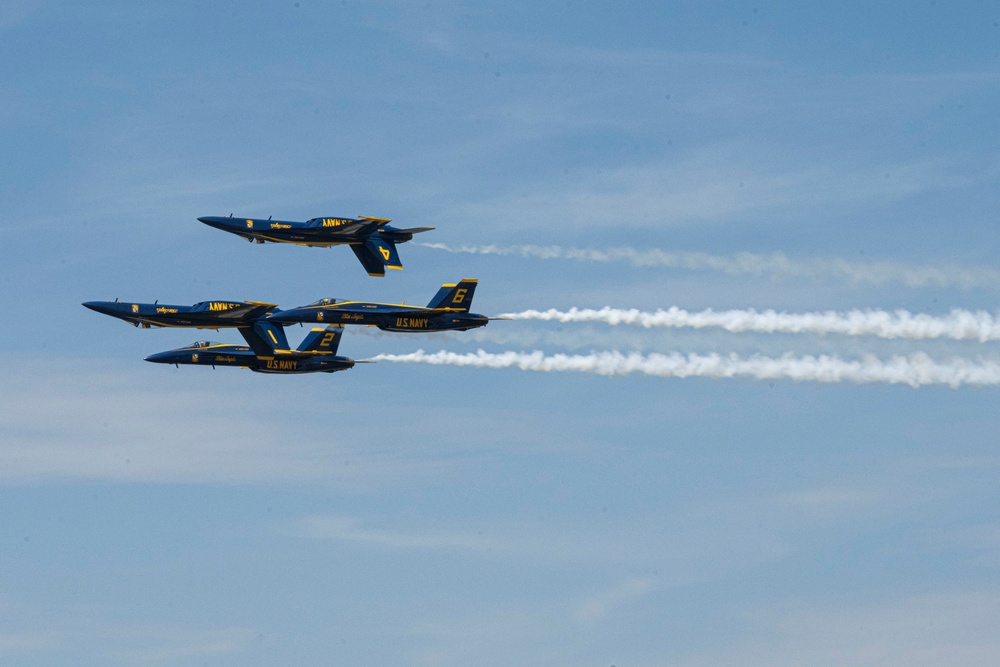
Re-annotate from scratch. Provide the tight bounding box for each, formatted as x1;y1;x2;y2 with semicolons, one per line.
435;145;973;232
126;628;251;664
421;242;1000;289
297;515;499;554
0;0;40;30
294;513;787;579
0;633;54;653
574;578;654;623
670;592;1000;667
0;360;452;486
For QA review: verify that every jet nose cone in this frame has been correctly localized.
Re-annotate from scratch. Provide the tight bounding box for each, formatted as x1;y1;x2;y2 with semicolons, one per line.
82;301;119;316
198;216;230;229
144;351;174;364
267;309;306;324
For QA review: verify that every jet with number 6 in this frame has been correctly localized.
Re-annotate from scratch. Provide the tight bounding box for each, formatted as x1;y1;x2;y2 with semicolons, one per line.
266;278;503;332
197;214;434;277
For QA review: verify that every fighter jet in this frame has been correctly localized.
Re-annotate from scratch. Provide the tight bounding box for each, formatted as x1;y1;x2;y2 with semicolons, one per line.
266;278;503;332
197;214;434;277
144;322;359;374
83;299;279;329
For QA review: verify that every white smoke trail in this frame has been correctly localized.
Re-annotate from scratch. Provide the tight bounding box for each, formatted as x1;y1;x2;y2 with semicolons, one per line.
417;242;1000;290
370;349;1000;388
498;307;1000;342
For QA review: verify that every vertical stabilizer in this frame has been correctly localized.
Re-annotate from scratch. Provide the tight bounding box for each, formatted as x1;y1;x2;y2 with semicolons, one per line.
426;279;478;311
298;325;344;354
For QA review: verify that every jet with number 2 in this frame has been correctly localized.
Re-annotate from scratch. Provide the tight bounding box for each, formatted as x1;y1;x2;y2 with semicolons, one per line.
267;278;503;332
144;322;361;374
197;214;434;277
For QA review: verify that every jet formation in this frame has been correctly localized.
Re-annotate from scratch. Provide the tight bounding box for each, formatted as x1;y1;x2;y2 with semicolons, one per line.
198;214;433;277
89;212;499;375
86;280;499;374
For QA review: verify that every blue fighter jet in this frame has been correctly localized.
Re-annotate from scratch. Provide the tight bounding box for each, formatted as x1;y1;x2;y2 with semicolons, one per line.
83;299;279;329
266;279;504;332
145;322;359;374
198;214;434;277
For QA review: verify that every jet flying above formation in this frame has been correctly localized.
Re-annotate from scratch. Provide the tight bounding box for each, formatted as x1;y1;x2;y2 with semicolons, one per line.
267;279;504;332
83;299;279;329
198;214;434;277
144;323;360;374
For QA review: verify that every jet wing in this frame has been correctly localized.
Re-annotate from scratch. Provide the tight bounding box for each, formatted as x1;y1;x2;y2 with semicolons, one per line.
306;216;389;236
238;321;291;356
351;243;387;277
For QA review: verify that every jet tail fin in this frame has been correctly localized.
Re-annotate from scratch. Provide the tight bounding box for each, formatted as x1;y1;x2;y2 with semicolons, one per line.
426;279;478;311
238;321;291;356
297;325;344;354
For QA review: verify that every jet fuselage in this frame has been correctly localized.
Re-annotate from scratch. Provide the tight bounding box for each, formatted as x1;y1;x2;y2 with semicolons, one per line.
144;342;355;374
268;301;490;332
83;300;279;329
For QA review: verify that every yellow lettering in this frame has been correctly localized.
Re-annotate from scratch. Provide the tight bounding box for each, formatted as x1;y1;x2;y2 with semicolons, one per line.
379;246;391;261
452;289;467;304
320;333;336;347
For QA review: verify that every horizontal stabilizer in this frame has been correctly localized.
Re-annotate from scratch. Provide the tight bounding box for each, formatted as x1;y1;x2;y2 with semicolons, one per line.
392;226;435;234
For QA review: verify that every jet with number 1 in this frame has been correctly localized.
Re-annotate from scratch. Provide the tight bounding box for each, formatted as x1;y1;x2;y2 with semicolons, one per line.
83;299;280;329
197;214;434;277
267;278;503;332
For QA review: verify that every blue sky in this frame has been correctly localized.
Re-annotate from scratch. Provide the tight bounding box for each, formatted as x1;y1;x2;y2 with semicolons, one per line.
3;1;1000;664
